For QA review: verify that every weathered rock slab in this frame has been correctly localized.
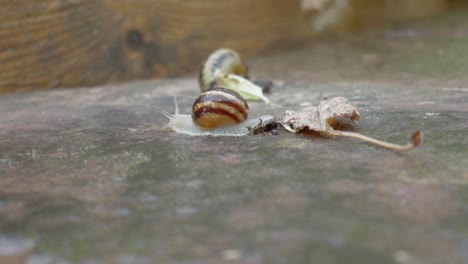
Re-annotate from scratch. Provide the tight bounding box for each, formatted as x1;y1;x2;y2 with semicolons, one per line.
1;11;468;264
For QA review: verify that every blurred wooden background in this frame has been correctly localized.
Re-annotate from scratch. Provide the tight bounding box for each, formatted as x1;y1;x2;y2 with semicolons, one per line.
0;0;466;94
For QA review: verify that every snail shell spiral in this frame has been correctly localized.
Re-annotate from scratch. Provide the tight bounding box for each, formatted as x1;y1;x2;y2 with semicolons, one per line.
192;88;249;129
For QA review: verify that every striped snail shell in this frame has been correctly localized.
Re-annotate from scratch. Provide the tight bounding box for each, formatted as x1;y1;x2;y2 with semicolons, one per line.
150;89;272;137
199;48;248;92
192;88;249;129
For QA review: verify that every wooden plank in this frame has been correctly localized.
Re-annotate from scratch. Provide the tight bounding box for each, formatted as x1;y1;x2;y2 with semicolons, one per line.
0;0;313;94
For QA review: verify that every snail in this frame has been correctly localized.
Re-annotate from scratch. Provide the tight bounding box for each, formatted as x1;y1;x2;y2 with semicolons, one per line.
192;88;249;129
199;48;249;92
199;48;272;103
150;88;275;137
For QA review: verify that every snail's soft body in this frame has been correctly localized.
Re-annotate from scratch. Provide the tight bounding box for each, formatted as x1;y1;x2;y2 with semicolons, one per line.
151;98;272;137
199;48;248;92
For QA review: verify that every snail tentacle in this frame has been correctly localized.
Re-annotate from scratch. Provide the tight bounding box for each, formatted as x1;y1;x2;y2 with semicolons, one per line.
148;104;173;120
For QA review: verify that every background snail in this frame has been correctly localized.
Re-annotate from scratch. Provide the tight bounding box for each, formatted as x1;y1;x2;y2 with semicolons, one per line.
199;48;274;104
199;48;249;92
151;88;273;137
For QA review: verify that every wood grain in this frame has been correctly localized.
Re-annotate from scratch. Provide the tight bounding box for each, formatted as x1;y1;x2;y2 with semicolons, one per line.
0;0;313;94
0;0;122;93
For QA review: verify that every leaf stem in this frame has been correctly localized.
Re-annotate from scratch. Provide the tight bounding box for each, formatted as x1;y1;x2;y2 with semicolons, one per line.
325;130;422;152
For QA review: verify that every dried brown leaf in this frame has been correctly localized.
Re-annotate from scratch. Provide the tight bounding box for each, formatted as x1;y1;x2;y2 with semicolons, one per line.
281;97;421;152
282;97;359;132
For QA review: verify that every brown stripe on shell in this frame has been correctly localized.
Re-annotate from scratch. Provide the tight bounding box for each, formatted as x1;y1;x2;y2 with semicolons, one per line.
220;100;249;120
213;88;249;109
192;88;249;129
192;107;243;128
193;88;248;114
192;99;247;125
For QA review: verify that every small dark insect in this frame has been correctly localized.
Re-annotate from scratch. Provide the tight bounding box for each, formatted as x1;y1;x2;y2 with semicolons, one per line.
249;117;281;135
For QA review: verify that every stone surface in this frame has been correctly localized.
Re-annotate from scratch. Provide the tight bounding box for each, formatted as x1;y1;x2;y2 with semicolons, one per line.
0;11;468;264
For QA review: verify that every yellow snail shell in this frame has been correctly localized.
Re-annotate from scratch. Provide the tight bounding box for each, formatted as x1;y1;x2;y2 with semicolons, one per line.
192;88;249;129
